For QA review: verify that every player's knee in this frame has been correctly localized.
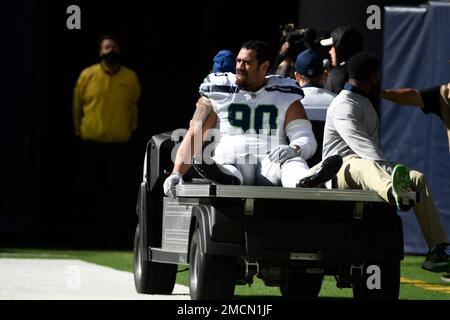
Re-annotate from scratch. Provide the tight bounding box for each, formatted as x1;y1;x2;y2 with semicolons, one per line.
258;158;281;185
282;156;309;168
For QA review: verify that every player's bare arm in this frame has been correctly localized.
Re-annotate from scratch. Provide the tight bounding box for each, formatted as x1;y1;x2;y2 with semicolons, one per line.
173;97;217;175
285;100;309;123
190;96;213;126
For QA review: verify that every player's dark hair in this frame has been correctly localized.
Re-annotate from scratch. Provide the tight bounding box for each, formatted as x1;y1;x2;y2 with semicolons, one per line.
98;33;120;47
241;40;273;66
347;52;380;82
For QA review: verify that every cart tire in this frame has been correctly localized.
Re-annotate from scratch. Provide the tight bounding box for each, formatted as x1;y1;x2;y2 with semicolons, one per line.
189;228;236;300
133;224;177;294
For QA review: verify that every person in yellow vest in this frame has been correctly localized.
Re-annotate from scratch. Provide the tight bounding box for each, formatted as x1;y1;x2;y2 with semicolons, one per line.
73;34;140;141
72;34;141;248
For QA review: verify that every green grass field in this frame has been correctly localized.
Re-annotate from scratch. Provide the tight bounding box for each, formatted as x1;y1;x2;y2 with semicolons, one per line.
1;248;449;300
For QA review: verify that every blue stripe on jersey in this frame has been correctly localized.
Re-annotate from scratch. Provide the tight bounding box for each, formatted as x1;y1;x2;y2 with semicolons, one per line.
200;85;239;94
265;86;304;96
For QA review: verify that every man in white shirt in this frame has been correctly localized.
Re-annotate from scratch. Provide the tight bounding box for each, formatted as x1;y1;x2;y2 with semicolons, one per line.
294;48;336;121
322;52;450;273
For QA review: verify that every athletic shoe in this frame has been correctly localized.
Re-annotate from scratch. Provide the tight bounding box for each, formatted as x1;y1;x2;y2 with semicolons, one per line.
296;155;343;188
391;164;413;211
421;243;450;273
441;273;450;283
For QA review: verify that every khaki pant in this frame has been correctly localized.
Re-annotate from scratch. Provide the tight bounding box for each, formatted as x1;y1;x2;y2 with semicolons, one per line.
336;154;448;248
439;83;450;152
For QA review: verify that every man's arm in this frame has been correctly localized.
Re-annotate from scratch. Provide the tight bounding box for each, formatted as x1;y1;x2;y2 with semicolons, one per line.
283;100;317;160
285;99;308;123
172;96;217;176
380;88;424;108
189;96;214;127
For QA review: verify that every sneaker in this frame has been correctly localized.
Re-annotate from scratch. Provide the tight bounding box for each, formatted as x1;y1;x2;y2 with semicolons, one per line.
421;243;450;273
391;164;413;211
441;273;450;283
192;154;241;185
296;155;343;188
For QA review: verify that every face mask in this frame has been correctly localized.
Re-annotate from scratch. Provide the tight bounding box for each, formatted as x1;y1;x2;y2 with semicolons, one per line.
101;51;121;64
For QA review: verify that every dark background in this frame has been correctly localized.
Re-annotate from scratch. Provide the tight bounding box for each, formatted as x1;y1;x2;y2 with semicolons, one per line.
1;0;424;248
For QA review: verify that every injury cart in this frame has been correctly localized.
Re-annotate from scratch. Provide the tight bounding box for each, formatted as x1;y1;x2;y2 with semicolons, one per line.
133;131;407;299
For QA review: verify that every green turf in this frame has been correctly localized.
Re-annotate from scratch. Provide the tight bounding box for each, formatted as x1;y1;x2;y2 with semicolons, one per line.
399;255;450;300
1;248;449;300
176;267;438;299
0;248;133;273
175;258;450;300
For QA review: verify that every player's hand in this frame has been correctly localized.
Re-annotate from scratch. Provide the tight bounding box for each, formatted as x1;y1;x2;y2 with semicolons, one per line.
268;145;300;164
163;172;184;198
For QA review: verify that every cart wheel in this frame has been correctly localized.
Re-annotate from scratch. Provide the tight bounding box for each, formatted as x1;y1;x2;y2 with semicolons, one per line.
133;224;177;294
189;228;236;299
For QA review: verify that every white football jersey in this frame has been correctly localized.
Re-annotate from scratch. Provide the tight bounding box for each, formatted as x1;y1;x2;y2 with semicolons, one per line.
199;73;304;164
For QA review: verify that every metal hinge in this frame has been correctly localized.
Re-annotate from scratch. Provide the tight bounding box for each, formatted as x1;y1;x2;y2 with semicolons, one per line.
245;260;259;278
350;263;364;277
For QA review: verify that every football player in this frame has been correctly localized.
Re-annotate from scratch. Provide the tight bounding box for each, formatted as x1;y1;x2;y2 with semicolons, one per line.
164;40;342;197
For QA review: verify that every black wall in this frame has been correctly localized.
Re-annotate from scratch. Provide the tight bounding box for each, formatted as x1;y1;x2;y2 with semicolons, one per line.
3;0;428;247
1;0;36;243
1;0;299;247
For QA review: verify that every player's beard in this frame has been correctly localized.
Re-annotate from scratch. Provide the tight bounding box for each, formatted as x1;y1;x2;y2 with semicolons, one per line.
236;71;250;89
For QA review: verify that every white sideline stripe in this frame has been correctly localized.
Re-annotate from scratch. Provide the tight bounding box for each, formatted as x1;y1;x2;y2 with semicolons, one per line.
0;258;190;300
